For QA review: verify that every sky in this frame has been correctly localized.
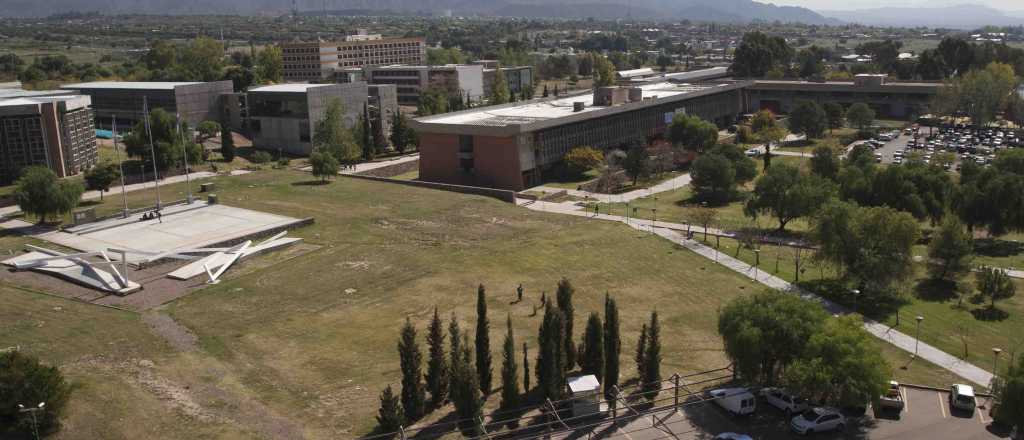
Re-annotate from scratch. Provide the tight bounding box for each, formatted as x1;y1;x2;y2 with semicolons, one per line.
769;0;1021;11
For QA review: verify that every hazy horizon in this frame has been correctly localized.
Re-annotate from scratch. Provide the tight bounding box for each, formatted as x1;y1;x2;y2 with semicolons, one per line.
770;0;1021;11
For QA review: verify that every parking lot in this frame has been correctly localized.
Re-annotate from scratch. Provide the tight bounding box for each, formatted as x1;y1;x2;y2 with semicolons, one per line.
553;385;1007;440
868;125;1019;168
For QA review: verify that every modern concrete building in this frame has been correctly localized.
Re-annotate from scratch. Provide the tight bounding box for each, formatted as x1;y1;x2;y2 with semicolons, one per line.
365;64;485;106
0;94;97;183
281;33;426;82
411;80;749;190
247;83;368;155
480;65;534;99
746;74;941;118
60;81;233;128
369;84;399;137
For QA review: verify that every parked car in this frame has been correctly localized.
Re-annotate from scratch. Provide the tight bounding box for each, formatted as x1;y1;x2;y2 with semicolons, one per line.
878;381;904;412
791;407;846;435
714;434;753;440
745;148;760;157
950;384;976;413
708;388;757;416
762;387;809;415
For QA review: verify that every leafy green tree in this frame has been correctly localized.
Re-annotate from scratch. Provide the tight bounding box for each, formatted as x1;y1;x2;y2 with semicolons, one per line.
642;311;662;401
592;53;617;88
783;315;889;408
928;216;974;281
220;127;236;162
223;66;256;92
425;308;449;405
537;299;566;400
797;45;829;78
602;293;621;399
314;98;360;164
310;149;339;182
14;166;84;223
667;114;719;153
398;318;426;422
84;162;121;201
690;153;737;204
991;354;1024;428
358;104;375;161
823;102;845;133
177;37;225;82
718;290;829;384
122;108;192;170
622;143;649;185
555;278;576;370
730;31;794;78
709;143;757;184
0;351;71;436
810;144;841;180
196;120;221;142
976;266;1017;310
788;100;828;139
845;103;875;130
417;85;450;116
426;47;466;65
490;66;510;105
500;314;519;409
563;146;604;177
934;62;1018;127
256;45;283;83
635;323;647;384
580;313;604;380
475;284;492;394
144;40;177;71
376;385;404;434
954;152;1024;236
744;163;836;232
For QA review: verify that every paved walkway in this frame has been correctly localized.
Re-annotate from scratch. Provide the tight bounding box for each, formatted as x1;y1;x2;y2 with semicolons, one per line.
532;173;693;204
520;198;996;387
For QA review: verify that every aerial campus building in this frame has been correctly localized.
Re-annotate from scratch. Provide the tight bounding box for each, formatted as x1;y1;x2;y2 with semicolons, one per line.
282;31;427;82
246;83;369;156
411;70;942;191
0;88;97;183
60;81;234;129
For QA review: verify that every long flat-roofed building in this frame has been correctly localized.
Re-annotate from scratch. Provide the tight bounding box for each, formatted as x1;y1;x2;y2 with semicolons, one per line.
247;83;368;155
282;33;426;83
1;94;97;183
365;64;485;106
60;81;233;128
747;74;941;118
411;80;749;190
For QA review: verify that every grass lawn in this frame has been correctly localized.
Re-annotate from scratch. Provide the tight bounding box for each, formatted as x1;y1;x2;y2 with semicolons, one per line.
0;169;981;438
537;168;600;190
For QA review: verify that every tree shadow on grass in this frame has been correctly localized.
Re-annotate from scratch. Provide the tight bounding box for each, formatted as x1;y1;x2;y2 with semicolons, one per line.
290;180;332;186
913;278;960;302
970;306;1009;322
974;238;1024;259
798;278;908;320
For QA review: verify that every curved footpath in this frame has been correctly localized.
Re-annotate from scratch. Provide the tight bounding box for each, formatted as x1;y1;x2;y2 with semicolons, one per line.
520;196;995;388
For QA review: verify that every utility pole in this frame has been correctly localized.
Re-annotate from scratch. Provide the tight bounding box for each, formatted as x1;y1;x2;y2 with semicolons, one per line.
142;96;162;209
112;115;128;218
175;113;192;203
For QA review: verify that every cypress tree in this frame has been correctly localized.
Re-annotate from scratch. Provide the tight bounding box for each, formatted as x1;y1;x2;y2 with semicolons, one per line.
475;284;493;394
522;342;530;394
542;84;549;97
448;313;461;386
398;318;426;421
537;299;567;399
635;323;647;385
376;384;404;434
425;307;449;405
361;103;374;160
643;312;662;401
500;314;519;409
220;127;235;162
603;293;621;399
451;331;483;437
555;278;576;370
581;313;604;380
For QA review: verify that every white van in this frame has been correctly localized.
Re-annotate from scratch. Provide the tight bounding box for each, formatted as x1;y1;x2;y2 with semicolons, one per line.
707;387;757;416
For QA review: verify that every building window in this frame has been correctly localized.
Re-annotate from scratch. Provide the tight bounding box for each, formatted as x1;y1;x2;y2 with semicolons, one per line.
459;135;473;153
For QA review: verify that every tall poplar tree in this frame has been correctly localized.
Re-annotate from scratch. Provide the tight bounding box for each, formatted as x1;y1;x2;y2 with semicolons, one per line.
376;385;404;433
643;312;662;401
580;313;604;380
603;293;621;398
475;284;493;394
448;313;462;386
522;342;531;394
555;278;576;370
398;318;426;421
451;331;483;437
425;308;449;405
635;323;648;384
537;299;567;399
500;314;519;409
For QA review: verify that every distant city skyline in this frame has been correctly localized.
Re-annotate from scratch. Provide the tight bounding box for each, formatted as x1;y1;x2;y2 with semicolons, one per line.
771;0;1021;11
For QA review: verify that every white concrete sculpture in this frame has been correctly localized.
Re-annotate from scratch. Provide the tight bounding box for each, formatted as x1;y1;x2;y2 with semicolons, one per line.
3;245;142;295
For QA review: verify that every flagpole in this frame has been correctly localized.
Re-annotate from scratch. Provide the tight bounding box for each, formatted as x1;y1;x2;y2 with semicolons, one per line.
176;113;192;203
112;115;129;218
143;96;161;209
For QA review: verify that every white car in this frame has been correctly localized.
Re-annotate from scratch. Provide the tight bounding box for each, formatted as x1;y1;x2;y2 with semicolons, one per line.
708;387;757;415
714;434;753;440
791;407;845;435
745;148;760;157
762;388;810;415
950;384;976;412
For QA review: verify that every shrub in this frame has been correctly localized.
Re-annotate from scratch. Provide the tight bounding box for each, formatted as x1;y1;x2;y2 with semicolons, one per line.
563;146;604;177
251;151;273;164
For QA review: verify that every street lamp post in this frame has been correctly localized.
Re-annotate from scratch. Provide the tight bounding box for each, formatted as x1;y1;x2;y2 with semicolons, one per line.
994;347;1003;375
914;315;924;358
753;248;761;281
651;208;657;234
851;289;861;313
18;402;44;440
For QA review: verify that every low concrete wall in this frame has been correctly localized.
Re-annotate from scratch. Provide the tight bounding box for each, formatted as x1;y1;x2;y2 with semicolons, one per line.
355;158;419;178
343;174;516;203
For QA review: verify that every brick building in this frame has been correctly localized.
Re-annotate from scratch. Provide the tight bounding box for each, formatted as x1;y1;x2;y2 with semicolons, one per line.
0;94;97;183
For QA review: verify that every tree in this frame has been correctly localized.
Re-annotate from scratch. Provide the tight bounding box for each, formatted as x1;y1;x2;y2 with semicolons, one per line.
475;284;492;394
398;318;426;422
122;108;193;170
359;104;375;161
710;143;757;184
0;351;71;436
309;149;339;182
992;354;1024;428
744;164;836;232
686;206;719;241
500;314;519;409
642;311;662;401
928;216;974;281
935;62;1018;127
522;342;531;394
730;31;794;78
690;153;737;204
622;143;649;185
450;334;483;437
635;323;648;384
83;162;121;201
197;120;221;142
751;110;777;133
177;37;225;82
256;45;283;83
593;53;617;88
390;112;410;153
580;313;604;380
823;102;845;134
976;266;1016;310
667;114;719;153
14;166;84;223
223;66;256;92
376;385;404;434
564;146;604;177
602;294;620;399
555;278;576;370
783;315;889;408
656;54;672;72
718;290;829;385
845;103;875;131
314;98;360;165
490;66;510;105
448;314;462;386
425;308;449;405
810;144;841;180
417;86;450;116
788;100;828;139
220;127;236;162
537;299;566;400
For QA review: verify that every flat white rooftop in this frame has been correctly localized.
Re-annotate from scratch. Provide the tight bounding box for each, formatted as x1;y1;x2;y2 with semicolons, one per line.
249;83;333;93
61;81;201;90
420;81;724;127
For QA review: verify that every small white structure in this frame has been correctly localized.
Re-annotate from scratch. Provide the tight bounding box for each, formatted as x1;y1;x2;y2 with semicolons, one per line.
3;245;141;295
567;374;607;417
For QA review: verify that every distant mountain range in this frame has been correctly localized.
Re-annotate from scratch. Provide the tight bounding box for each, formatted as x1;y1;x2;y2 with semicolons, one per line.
1;0;839;24
822;4;1024;29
